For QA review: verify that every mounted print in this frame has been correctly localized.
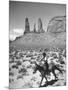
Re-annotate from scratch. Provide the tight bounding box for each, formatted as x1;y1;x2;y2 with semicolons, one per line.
9;1;66;89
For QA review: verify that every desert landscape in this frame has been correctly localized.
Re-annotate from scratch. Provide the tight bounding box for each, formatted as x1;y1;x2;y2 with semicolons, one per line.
9;1;66;89
9;15;66;88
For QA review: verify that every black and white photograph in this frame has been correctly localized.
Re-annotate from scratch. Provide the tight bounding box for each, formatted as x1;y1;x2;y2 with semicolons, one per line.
9;1;66;89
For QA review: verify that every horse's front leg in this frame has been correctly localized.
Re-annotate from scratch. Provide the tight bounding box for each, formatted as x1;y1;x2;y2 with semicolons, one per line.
40;76;43;87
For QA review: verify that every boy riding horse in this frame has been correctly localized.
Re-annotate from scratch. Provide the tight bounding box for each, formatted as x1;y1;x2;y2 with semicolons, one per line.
33;50;63;86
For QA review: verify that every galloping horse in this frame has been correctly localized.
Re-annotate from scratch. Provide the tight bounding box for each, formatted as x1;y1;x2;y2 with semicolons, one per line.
33;52;63;86
33;61;49;86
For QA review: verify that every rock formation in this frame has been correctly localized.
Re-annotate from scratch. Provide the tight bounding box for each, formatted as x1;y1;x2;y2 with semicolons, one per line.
47;16;66;34
24;17;30;34
37;18;45;33
33;23;36;33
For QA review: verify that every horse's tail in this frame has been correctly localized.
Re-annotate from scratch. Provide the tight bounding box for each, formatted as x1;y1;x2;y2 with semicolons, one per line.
53;65;63;74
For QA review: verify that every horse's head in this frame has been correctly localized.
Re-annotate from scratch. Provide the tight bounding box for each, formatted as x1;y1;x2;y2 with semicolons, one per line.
33;61;40;74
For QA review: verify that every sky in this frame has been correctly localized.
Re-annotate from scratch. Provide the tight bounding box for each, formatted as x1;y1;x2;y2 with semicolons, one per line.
9;1;66;40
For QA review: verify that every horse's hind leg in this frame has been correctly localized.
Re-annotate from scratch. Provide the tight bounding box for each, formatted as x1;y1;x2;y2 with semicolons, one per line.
52;68;58;79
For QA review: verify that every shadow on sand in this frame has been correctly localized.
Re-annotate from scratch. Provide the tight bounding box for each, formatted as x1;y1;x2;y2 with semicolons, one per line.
40;79;58;87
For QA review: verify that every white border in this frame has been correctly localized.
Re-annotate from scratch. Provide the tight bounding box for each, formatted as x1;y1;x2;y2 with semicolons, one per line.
0;0;68;90
10;0;67;4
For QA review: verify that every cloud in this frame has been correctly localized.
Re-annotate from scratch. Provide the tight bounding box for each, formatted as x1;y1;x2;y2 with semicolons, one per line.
9;29;24;41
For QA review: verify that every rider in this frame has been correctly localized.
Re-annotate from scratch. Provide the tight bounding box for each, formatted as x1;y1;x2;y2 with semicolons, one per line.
42;50;49;71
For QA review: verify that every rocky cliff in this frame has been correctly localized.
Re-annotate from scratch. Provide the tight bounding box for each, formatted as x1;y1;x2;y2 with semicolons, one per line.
47;16;66;33
10;16;66;50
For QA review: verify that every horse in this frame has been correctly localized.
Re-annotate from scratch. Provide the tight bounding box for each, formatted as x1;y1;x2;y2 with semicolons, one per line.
33;61;48;86
33;60;63;86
